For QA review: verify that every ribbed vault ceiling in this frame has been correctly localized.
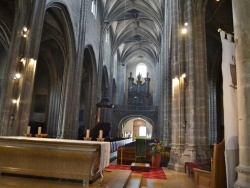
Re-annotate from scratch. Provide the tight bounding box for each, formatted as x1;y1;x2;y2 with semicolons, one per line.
102;0;164;66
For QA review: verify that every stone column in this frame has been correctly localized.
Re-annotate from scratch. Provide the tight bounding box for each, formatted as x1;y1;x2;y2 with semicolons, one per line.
17;0;46;136
70;0;88;137
159;0;172;144
232;1;250;187
182;0;209;164
168;0;186;171
0;1;46;136
169;0;209;171
116;62;125;105
0;10;26;136
47;81;61;137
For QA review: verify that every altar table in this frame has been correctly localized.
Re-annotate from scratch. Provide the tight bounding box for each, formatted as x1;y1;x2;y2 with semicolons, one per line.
0;136;110;184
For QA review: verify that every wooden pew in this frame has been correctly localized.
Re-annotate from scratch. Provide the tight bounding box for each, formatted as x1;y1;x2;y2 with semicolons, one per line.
117;146;152;165
193;139;226;188
117;141;170;166
185;162;203;177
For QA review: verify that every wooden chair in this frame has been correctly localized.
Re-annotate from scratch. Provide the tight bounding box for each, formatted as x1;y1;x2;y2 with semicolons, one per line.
193;139;226;188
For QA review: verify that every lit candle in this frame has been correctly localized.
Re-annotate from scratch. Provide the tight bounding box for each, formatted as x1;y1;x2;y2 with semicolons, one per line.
86;129;90;138
38;127;42;135
27;126;31;134
99;130;103;139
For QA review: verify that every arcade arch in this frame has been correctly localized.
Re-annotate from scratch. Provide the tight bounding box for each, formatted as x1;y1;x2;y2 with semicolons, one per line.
118;115;154;141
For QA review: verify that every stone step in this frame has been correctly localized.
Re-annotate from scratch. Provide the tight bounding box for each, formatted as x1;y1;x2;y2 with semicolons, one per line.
90;169;132;187
125;173;142;188
131;162;150;172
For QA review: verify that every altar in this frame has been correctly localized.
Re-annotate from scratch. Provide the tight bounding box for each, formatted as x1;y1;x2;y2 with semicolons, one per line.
0;136;110;184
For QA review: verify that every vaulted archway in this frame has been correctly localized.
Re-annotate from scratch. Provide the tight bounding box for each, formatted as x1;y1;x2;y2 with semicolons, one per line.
29;3;77;138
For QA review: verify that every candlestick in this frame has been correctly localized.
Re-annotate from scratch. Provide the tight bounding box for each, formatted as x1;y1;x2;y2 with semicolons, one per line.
38;127;42;135
27;126;31;135
97;137;105;142
99;130;103;139
84;137;92;141
86;129;90;138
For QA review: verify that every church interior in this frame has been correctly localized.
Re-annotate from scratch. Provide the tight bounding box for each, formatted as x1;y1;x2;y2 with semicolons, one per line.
0;0;250;187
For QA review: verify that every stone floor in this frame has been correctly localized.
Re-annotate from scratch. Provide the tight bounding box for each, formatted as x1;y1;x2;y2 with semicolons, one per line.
0;167;194;188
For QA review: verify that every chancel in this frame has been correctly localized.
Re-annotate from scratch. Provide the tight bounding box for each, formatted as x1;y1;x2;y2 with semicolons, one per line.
0;0;250;187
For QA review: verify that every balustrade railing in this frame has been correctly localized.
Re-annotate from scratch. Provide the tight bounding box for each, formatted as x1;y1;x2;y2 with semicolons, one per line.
113;105;158;111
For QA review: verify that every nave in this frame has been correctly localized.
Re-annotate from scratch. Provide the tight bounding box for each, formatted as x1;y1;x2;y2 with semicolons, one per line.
0;167;193;188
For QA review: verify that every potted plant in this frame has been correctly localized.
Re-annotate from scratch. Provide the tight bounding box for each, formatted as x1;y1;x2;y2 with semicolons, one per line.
150;140;170;168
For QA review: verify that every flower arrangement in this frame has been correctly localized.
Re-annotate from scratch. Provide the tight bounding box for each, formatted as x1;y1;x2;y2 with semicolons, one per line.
150;140;170;157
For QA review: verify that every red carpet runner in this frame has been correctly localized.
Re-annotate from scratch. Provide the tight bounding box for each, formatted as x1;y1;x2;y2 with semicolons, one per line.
105;164;167;180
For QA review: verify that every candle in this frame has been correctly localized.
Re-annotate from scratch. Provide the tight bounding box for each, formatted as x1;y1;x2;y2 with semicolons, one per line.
86;129;90;138
38;127;42;135
99;130;103;139
27;126;31;134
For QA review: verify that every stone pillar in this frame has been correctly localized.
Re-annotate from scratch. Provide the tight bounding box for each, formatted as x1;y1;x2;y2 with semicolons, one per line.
69;0;88;139
0;2;28;136
232;1;250;187
17;1;46;136
181;0;209;165
159;0;172;145
168;0;209;171
47;81;62;137
167;0;186;171
0;1;46;136
116;63;125;105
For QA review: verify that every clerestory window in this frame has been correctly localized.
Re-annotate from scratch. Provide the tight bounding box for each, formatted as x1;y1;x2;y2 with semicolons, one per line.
91;0;97;19
136;63;147;78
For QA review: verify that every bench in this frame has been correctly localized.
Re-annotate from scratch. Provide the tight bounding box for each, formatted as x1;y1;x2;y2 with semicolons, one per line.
185;162;203;177
193;139;226;188
117;146;152;165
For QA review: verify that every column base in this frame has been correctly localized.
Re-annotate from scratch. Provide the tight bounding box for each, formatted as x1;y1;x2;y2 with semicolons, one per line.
168;163;185;172
234;165;250;188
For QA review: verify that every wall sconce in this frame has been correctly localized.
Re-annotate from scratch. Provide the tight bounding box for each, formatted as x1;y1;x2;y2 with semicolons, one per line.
181;73;188;87
13;73;21;80
183;121;187;128
12;99;17;104
22;27;28;38
181;28;187;34
181;23;188;35
174;75;179;81
29;58;36;65
20;57;26;65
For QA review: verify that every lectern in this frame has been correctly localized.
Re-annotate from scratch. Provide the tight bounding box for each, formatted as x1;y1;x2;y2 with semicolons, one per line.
131;136;150;172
